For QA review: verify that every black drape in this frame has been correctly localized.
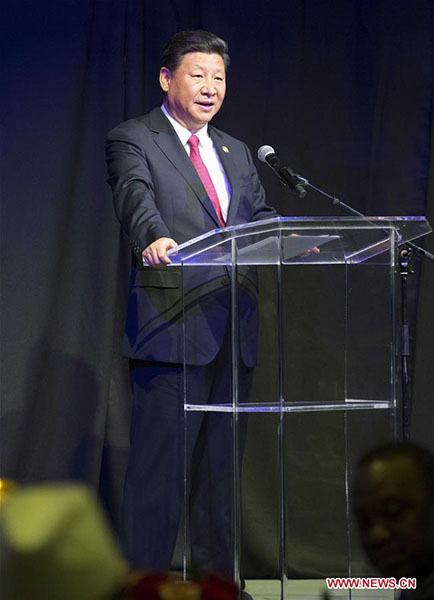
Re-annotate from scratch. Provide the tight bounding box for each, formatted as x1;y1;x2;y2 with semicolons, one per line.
2;0;433;576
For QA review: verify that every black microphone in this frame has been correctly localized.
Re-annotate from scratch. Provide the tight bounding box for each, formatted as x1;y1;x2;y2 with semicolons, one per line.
257;145;307;198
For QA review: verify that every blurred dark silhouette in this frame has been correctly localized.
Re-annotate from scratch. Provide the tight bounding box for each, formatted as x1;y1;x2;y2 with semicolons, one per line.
353;442;434;600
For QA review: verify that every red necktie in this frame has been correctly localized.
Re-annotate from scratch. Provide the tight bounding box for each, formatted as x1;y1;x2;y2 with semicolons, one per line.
188;134;225;227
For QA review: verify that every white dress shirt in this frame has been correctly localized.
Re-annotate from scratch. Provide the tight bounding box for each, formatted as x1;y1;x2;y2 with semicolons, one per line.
161;104;231;222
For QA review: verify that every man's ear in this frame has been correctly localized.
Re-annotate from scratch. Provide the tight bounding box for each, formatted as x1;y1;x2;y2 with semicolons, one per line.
159;68;171;92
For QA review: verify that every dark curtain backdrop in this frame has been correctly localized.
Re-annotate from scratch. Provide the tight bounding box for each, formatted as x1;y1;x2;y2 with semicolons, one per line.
2;0;433;577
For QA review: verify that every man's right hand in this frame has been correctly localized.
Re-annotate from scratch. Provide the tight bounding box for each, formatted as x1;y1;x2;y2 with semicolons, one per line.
142;237;178;267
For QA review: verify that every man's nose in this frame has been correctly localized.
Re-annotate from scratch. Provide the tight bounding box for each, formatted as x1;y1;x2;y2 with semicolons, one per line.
201;81;216;95
366;521;392;546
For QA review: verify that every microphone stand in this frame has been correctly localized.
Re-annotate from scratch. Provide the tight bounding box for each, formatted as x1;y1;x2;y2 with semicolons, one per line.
398;246;412;440
294;174;433;440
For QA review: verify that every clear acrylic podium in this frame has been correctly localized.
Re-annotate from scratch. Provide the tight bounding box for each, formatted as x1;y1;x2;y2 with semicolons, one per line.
167;216;431;590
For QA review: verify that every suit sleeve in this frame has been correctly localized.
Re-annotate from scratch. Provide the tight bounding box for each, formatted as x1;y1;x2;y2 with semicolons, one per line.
105;124;171;258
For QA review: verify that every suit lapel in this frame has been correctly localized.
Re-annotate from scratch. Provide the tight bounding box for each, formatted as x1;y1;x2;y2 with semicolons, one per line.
149;108;221;227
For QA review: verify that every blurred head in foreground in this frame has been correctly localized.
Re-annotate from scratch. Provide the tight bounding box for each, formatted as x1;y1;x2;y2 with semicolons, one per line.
353;442;434;581
0;483;127;600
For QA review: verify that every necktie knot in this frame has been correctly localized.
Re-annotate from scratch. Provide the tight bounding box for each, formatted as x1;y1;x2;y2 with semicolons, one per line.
188;134;200;150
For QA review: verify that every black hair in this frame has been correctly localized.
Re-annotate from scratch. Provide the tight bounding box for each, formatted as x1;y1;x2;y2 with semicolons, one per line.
160;30;229;73
357;442;434;499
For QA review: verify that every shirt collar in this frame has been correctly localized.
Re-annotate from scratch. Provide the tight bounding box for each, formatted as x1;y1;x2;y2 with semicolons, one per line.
161;103;211;148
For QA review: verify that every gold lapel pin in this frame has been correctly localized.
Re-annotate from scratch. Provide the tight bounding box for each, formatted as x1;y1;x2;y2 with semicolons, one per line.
222;145;230;153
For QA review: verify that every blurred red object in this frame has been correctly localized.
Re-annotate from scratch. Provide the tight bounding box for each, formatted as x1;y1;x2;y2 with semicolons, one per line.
201;574;239;600
124;572;239;600
126;573;168;600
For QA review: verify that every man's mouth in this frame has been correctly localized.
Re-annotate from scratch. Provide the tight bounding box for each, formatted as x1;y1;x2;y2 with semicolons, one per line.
196;101;214;109
369;549;408;573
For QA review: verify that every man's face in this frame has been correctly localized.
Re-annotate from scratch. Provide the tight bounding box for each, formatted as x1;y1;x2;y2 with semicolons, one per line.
354;457;434;579
160;52;226;132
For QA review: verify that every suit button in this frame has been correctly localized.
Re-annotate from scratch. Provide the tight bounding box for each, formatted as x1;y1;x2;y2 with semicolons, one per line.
221;277;230;286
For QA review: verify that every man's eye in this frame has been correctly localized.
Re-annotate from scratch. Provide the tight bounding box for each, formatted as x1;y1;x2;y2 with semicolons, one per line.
215;77;223;81
383;502;406;519
193;74;203;78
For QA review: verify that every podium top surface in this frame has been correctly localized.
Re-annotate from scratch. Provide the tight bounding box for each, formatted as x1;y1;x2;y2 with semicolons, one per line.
165;216;431;265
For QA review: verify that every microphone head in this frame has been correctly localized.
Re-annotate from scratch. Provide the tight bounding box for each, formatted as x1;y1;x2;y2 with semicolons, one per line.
257;145;275;162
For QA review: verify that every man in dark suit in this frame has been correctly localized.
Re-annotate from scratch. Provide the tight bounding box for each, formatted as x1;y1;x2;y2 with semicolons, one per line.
106;30;277;575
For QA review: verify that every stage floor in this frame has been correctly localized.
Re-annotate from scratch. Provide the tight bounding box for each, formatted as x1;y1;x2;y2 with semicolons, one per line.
245;579;394;599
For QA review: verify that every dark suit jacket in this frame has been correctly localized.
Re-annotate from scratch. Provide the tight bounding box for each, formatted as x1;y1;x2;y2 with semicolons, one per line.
106;107;276;366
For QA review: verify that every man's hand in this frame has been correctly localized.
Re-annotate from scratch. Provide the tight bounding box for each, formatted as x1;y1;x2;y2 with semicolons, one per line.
301;245;321;257
289;233;321;257
142;237;178;267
